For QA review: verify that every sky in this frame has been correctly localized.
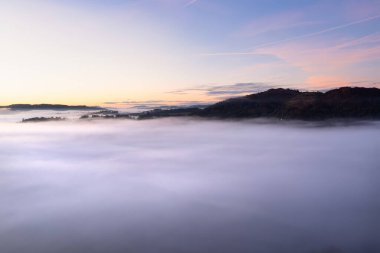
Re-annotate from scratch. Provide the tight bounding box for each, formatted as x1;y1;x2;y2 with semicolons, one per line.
1;0;380;106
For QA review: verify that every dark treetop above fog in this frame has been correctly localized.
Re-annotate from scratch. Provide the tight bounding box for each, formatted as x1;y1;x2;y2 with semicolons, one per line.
136;87;380;120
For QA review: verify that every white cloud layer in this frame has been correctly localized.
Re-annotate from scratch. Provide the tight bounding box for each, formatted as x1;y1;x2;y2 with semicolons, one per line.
0;119;379;253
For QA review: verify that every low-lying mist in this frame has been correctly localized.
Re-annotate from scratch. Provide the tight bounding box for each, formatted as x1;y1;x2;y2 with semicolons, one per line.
0;118;379;253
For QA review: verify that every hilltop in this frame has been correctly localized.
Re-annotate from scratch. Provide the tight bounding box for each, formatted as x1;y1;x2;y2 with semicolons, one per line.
128;87;380;120
3;104;103;111
198;87;380;120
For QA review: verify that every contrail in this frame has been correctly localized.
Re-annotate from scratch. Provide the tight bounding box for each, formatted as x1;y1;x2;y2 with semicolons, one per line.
199;52;259;56
184;0;198;7
201;14;380;56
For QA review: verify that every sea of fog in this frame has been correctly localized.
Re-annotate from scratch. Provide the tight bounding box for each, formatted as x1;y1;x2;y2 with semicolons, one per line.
0;110;379;253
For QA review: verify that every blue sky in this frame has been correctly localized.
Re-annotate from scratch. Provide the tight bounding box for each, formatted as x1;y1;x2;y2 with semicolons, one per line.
0;0;379;105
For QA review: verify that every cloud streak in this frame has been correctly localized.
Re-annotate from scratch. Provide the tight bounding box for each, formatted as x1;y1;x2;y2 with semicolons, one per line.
184;0;198;7
201;13;380;57
103;99;210;109
168;82;277;99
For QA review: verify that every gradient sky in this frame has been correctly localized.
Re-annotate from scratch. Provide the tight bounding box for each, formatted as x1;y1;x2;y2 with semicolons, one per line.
1;0;380;106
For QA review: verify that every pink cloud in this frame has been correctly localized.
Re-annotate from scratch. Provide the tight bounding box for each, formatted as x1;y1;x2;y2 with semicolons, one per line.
257;32;380;74
305;76;349;89
305;75;380;90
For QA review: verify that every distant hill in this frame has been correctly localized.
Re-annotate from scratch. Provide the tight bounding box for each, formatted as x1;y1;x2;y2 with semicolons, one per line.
5;104;103;111
199;87;380;120
121;87;380;120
